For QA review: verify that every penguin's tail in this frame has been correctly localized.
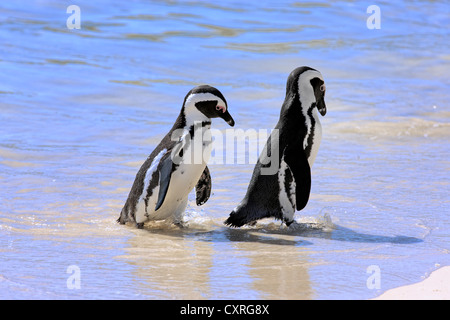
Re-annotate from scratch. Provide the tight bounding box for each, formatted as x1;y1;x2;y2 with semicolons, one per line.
117;207;128;225
224;204;258;228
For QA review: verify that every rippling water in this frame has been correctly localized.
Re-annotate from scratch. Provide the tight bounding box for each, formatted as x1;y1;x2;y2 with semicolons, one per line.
1;1;449;299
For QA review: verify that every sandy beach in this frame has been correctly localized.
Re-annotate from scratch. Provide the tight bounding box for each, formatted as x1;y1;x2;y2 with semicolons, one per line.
374;266;450;300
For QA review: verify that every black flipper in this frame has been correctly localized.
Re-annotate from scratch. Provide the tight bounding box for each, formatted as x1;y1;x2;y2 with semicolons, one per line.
195;166;212;206
283;145;311;211
154;153;174;211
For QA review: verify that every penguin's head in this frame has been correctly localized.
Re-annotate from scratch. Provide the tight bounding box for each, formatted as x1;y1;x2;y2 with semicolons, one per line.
183;85;235;126
286;66;327;116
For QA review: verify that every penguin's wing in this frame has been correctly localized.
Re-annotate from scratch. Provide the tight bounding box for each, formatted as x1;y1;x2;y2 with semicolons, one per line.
154;153;174;211
195;166;212;206
283;145;311;211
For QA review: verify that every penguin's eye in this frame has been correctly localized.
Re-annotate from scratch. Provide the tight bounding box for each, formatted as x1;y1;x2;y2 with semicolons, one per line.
320;84;326;92
216;105;226;113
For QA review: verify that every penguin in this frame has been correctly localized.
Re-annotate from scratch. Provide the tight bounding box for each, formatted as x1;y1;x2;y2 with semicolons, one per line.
118;85;235;228
224;66;326;227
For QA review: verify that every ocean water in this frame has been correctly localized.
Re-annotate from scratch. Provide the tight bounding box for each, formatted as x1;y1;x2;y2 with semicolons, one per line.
0;0;449;299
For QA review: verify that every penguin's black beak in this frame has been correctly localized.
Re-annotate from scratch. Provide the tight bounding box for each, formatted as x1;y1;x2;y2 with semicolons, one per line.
221;110;235;126
216;105;234;126
317;97;327;116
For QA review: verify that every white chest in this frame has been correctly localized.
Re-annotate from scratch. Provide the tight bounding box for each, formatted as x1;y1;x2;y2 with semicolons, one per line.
307;109;322;167
159;124;212;208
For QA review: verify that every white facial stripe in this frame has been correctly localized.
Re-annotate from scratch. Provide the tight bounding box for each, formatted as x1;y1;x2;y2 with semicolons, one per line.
184;92;226;126
185;92;226;110
297;70;323;150
300;70;323;82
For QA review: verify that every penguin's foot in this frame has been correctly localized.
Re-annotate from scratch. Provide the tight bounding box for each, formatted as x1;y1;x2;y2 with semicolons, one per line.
136;222;144;229
174;220;187;229
284;219;295;227
288;220;302;227
117;215;128;225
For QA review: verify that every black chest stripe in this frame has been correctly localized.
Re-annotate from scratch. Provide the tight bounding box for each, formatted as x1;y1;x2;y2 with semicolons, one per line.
305;105;316;159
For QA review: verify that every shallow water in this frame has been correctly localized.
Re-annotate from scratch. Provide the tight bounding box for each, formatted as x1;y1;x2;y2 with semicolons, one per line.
0;1;449;299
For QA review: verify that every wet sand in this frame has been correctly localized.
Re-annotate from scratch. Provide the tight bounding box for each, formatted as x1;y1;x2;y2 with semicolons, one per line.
374;266;450;300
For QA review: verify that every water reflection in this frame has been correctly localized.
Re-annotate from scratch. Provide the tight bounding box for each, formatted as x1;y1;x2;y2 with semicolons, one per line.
120;223;314;299
123;228;214;299
119;219;421;299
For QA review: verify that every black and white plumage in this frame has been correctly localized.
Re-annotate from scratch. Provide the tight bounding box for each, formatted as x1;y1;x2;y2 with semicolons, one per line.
225;66;326;227
118;85;234;228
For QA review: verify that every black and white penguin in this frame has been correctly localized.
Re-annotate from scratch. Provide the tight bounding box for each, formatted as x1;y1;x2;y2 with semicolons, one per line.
118;85;235;228
224;66;326;227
